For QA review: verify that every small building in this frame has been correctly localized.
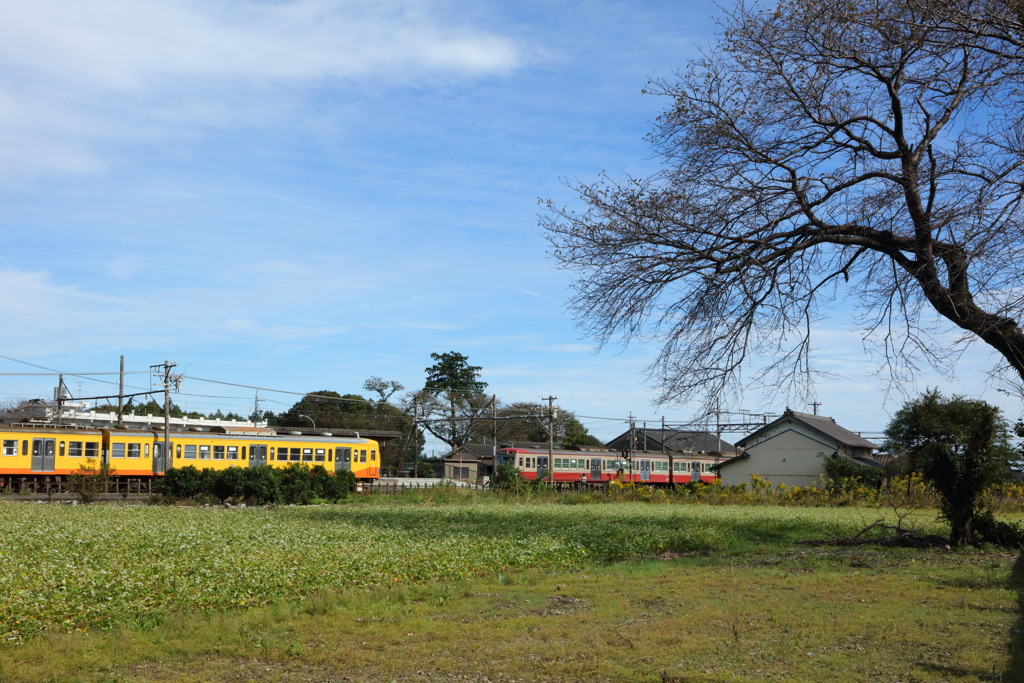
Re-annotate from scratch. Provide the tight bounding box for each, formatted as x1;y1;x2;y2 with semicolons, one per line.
443;444;497;483
716;409;879;487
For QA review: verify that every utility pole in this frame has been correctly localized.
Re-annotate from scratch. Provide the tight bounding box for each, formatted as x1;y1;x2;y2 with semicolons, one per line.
411;398;419;478
151;361;177;475
491;395;497;459
544;396;557;486
117;355;125;429
663;416;671;485
55;374;65;426
629;415;636;480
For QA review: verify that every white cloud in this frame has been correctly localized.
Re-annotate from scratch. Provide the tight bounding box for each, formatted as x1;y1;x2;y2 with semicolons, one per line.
0;0;527;184
0;0;523;89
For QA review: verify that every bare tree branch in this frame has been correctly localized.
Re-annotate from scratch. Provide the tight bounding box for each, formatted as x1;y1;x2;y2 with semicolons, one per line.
543;0;1024;414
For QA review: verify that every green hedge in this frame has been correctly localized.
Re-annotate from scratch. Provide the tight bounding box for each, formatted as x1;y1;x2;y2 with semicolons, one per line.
156;464;355;504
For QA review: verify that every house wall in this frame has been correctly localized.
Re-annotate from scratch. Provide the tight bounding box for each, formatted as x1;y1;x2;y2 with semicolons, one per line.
720;429;837;487
445;461;480;482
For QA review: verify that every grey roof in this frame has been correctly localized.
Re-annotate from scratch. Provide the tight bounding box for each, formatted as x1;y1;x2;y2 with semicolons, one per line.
605;429;736;454
736;409;877;450
444;443;496;461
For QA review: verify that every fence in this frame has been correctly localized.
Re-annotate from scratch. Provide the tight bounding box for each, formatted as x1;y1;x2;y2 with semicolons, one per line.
359;478;487;494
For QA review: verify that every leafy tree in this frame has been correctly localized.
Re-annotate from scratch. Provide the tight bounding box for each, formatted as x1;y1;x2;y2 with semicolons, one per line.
543;0;1024;412
492;401;603;447
363;376;404;403
491;459;527;493
420;352;490;450
424;352;487;394
414;460;437;478
884;389;1016;546
561;415;604;448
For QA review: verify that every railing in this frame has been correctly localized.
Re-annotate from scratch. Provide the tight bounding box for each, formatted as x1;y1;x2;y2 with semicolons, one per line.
359;479;487;494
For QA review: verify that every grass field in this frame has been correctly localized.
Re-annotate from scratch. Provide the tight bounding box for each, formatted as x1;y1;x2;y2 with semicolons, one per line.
0;498;1021;682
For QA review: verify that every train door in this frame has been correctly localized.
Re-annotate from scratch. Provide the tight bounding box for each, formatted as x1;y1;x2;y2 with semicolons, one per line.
153;441;170;474
639;459;651;482
31;438;56;472
249;444;267;467
691;462;702;483
590;457;601;480
334;447;352;474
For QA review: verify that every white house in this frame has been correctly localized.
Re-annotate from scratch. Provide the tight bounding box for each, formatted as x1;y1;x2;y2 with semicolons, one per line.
716;409;879;487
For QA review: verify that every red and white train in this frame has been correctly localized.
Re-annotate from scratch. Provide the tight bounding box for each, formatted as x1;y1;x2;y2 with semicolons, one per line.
497;445;719;485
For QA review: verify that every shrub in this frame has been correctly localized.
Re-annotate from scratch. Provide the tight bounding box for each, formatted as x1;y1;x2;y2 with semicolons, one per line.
212;467;245;502
238;466;281;505
68;459;117;503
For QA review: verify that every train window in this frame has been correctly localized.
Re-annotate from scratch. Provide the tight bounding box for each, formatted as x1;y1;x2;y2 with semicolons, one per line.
199;445;211;460
128;443;141;458
86;443;99;459
112;443;126;458
569;459;577;469
315;449;325;462
3;440;17;456
290;448;301;462
22;440;28;456
327;451;333;462
269;447;276;460
68;442;83;457
227;446;239;460
145;444;150;458
241;447;247;460
59;441;66;457
302;448;313;462
184;445;196;459
360;450;366;463
371;450;376;462
341;448;351;463
176;444;182;459
213;446;225;460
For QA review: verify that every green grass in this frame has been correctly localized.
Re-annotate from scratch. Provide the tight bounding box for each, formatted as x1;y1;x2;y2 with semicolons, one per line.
0;500;1020;681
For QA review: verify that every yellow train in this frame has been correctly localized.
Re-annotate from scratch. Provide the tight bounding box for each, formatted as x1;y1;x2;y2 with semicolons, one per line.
0;424;380;490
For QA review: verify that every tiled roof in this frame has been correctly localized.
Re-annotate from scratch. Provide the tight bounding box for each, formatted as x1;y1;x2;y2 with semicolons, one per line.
606;429;736;453
736;409;877;449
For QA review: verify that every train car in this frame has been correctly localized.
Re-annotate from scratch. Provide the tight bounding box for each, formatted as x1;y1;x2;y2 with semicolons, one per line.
0;424;107;479
0;424;381;491
498;445;719;485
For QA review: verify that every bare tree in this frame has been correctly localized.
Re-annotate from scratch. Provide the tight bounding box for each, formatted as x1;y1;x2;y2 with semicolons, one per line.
543;0;1024;413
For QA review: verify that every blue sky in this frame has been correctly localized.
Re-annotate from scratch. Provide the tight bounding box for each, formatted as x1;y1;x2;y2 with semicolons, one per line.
1;0;1018;450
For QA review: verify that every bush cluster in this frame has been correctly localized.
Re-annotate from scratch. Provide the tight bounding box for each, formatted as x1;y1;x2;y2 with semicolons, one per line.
155;464;356;505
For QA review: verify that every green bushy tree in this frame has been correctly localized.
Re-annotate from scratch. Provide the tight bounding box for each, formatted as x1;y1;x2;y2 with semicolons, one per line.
885;389;1016;546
